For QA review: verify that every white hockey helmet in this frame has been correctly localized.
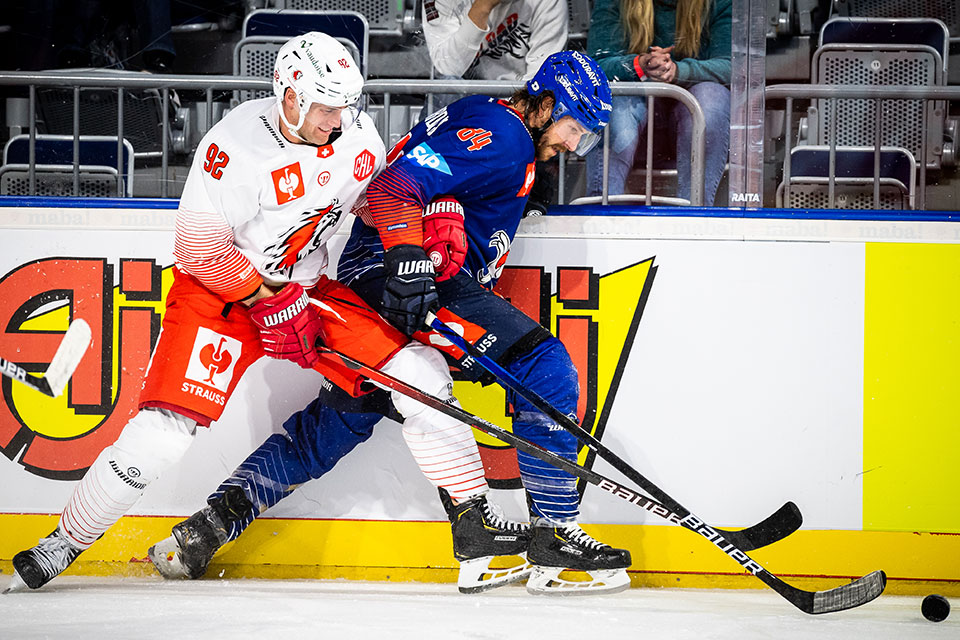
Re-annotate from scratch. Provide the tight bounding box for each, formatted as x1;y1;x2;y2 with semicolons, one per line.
273;31;364;140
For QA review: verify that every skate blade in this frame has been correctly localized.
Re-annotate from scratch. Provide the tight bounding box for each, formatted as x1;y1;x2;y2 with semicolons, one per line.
3;570;29;594
147;536;190;579
526;566;631;596
457;553;532;594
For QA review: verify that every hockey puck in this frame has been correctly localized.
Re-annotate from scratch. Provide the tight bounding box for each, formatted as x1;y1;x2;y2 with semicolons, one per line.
921;594;950;622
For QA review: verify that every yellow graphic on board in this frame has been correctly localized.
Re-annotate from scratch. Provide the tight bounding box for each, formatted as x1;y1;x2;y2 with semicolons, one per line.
456;259;656;474
10;270;172;440
863;242;960;533
0;258;171;478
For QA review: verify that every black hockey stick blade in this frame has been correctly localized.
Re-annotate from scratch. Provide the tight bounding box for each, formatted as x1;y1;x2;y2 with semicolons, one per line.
761;567;887;615
426;312;802;551
813;570;887;614
315;347;886;614
724;501;802;552
0;319;92;397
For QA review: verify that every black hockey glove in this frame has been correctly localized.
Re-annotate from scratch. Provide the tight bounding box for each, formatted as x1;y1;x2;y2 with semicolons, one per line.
381;244;440;336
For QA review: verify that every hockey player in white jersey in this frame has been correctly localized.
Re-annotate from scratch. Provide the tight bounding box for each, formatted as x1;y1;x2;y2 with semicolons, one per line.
8;31;528;593
148;51;631;596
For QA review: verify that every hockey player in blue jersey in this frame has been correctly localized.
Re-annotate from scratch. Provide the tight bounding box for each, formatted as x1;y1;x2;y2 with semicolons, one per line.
149;51;632;595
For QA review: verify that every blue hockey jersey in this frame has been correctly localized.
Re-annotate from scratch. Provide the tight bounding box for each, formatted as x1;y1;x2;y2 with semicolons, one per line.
339;95;537;288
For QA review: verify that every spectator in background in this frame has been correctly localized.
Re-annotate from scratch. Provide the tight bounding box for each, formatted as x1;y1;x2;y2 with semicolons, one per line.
422;0;568;88
421;0;570;214
586;0;731;205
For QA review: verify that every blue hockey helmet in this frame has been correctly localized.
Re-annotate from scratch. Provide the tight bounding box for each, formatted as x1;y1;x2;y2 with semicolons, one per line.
526;51;613;155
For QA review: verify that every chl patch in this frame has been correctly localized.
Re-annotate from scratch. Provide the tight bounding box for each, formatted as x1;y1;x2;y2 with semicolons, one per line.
354;149;376;181
272;162;305;204
184;327;242;393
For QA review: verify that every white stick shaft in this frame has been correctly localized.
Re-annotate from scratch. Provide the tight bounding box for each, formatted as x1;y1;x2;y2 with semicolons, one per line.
0;319;92;397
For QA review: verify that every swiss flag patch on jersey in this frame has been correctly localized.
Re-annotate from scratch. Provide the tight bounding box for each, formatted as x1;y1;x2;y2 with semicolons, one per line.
516;162;536;197
354;149;376;181
272;162;305;204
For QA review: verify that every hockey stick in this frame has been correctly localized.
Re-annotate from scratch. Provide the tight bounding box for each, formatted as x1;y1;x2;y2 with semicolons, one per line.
316;346;886;614
0;319;92;397
425;312;801;552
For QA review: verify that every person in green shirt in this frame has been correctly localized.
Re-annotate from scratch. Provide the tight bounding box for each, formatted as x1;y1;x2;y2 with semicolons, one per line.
585;0;731;205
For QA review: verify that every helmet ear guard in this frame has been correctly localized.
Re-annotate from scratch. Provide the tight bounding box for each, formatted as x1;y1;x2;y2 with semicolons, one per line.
273;31;365;142
527;51;613;156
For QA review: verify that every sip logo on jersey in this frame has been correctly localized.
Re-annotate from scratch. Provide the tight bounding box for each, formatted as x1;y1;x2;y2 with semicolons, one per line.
406;142;452;175
272;162;305;204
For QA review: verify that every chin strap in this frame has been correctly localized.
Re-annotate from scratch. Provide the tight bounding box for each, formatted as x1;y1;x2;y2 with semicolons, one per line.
279;107;308;143
279;109;345;147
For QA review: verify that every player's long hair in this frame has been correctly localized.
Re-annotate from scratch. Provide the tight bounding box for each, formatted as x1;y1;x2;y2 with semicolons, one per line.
621;0;709;59
509;88;555;128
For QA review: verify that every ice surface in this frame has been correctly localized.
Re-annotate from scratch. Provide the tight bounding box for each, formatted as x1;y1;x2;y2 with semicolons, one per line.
0;577;955;640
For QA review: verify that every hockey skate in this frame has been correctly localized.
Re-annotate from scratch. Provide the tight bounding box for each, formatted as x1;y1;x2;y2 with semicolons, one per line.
148;486;253;579
526;520;632;595
5;528;83;592
441;489;532;594
148;507;227;579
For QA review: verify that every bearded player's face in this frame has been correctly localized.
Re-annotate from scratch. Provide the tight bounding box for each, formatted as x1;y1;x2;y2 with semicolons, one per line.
536;116;589;161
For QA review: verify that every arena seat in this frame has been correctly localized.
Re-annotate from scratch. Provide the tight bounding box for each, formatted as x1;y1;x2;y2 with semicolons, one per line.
234;10;369;102
1;134;135;197
270;0;405;36
806;17;949;171
777;145;916;209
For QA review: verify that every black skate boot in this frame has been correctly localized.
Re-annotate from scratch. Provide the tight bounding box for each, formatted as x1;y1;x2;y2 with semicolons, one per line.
6;528;84;592
148;486;253;579
526;519;632;595
439;488;532;593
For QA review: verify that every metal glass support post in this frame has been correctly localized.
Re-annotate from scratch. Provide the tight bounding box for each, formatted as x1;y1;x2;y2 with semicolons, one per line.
729;0;766;207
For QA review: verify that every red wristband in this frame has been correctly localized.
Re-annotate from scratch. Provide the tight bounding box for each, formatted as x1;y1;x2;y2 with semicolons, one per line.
632;55;647;81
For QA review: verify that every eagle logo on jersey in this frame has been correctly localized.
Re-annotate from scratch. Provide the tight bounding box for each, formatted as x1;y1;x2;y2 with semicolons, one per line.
263;203;343;275
477;230;511;286
272;162;305;205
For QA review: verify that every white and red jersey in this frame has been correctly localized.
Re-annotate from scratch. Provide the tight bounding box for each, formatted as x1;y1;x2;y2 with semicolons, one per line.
175;98;385;302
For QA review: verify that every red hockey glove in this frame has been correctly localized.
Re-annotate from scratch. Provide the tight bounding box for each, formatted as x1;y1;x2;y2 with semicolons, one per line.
247;283;322;369
423;196;468;281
